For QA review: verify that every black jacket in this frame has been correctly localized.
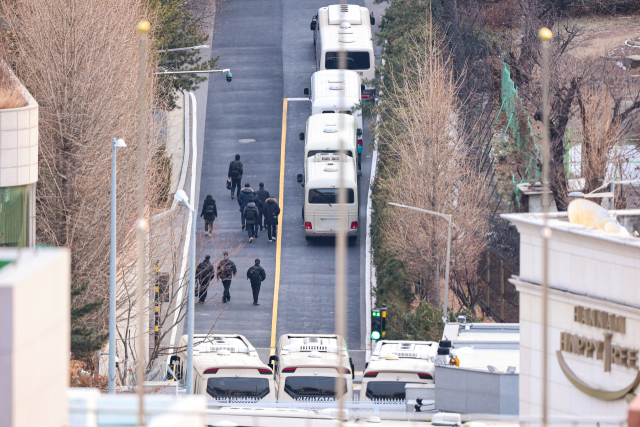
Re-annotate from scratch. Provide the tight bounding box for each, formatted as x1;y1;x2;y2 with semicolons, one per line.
250;194;264;213
238;188;254;209
228;160;243;179
256;188;270;203
246;263;266;285
216;258;237;281
196;260;214;286
200;198;217;220
263;198;280;225
243;202;259;225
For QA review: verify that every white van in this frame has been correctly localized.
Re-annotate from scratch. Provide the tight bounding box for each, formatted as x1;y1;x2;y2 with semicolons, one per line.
360;340;436;401
270;334;353;401
304;69;364;134
299;113;360;169
171;334;276;401
297;153;359;241
311;4;376;101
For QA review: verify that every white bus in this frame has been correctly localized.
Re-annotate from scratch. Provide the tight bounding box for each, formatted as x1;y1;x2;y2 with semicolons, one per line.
311;4;376;101
270;334;354;401
360;340;436;401
304;69;364;133
297;153;359;241
170;334;276;401
299;112;360;169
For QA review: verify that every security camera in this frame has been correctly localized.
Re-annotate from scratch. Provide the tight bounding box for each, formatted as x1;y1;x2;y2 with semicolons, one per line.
226;71;232;82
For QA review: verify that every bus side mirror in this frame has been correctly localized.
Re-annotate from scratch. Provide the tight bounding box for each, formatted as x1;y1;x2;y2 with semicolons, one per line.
297;174;303;183
310;20;316;31
304;88;309;96
299;132;305;141
361;84;365;93
357;170;362;178
370;14;375;25
357;128;363;136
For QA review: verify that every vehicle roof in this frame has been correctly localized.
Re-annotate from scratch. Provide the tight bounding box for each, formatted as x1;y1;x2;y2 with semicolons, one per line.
365;357;435;374
306;114;356;152
306;154;357;189
311;70;361;104
371;340;436;358
317;6;373;53
178;334;270;374
442;323;520;343
278;334;350;369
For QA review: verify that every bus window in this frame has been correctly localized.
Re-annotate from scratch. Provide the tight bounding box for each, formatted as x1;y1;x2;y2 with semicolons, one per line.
207;378;270;399
339;111;352;115
308;188;355;204
366;381;419;400
284;376;347;399
325;52;370;70
322;110;336;114
307;150;353;158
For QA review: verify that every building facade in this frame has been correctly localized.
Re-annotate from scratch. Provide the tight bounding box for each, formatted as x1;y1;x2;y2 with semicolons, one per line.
0;63;38;247
503;210;640;421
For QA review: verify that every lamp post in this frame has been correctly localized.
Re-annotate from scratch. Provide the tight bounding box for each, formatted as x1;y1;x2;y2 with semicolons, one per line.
157;45;210;53
174;189;196;394
108;138;126;394
388;202;452;322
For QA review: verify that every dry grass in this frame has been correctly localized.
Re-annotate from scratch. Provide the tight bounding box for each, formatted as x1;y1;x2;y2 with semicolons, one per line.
0;86;27;109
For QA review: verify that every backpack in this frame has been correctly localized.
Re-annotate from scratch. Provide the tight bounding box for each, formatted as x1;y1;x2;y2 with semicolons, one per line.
229;162;240;178
206;202;215;215
248;266;261;282
245;208;256;221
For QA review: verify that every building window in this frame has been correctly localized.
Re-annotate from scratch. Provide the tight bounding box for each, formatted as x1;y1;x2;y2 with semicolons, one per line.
0;185;29;247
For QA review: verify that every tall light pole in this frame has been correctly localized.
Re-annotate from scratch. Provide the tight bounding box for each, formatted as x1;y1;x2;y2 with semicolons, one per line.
388;202;452;322
174;189;196;394
108;138;126;394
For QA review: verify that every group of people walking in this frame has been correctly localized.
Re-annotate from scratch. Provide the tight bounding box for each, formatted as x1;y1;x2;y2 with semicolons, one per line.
192;153;276;306
195;252;266;306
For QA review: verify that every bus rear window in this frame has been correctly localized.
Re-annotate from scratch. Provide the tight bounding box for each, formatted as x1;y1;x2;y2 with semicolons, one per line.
366;381;419;400
308;188;355;204
284;376;347;399
207;377;270;399
307;150;353;158
325;52;370;70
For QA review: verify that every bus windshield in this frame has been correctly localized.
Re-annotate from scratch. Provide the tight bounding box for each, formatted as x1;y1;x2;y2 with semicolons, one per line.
325;52;370;70
207;377;270;399
284;376;347;399
308;188;355;204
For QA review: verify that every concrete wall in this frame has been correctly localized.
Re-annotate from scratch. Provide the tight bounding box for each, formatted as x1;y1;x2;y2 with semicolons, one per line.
0;248;70;427
435;365;519;415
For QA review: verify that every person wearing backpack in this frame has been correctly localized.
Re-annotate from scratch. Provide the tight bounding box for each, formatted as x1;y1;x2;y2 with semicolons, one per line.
200;195;217;236
246;259;266;306
237;183;254;229
216;251;237;303
256;183;270;230
250;192;264;238
263;197;280;242
243;201;259;242
228;154;244;199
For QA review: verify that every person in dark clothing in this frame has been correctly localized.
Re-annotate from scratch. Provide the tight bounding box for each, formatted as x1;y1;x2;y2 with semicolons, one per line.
195;255;215;303
237;183;254;229
246;259;266;305
216;252;237;303
243;202;259;242
256;183;270;230
200;195;217;236
263;197;280;242
250;192;264;237
228;154;244;199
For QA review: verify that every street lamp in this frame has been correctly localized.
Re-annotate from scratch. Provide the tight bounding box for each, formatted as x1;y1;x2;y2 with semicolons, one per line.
153;68;232;82
109;138;126;394
174;189;196;394
387;202;452;322
157;45;210;53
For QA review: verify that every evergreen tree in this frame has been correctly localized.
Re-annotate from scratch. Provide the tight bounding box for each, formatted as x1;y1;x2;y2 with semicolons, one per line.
153;0;220;110
70;281;108;360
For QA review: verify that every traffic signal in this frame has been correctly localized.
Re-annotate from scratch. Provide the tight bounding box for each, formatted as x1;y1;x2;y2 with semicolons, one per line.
371;309;382;340
381;303;386;338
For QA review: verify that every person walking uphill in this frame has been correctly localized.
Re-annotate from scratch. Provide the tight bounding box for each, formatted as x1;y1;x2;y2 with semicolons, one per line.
263;197;280;242
228;154;243;199
250;192;264;238
243;201;259;242
256;183;270;230
238;183;253;229
216;252;237;303
195;255;215;303
200;195;217;236
246;259;266;305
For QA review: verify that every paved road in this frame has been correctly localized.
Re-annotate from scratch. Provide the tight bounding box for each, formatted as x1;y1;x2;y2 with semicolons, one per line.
192;0;372;368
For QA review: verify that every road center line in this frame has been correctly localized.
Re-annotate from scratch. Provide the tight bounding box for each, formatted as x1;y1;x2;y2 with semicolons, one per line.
270;98;288;356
